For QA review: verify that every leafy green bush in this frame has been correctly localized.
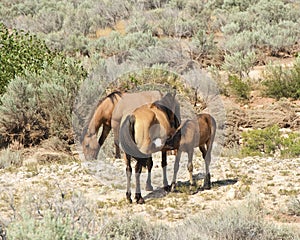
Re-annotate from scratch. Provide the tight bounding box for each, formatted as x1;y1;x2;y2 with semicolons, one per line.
241;125;300;157
262;56;300;100
0;23;56;95
228;75;251;100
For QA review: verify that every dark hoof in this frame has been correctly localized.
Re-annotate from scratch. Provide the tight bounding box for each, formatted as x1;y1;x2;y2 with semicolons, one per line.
145;185;154;191
136;197;145;204
115;154;121;159
164;185;171;192
135;193;145;204
203;184;211;190
126;192;132;204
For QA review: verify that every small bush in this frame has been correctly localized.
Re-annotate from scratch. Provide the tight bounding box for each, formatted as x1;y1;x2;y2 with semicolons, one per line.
263;56;300;100
241;125;281;156
287;197;300;216
228;75;251;100
0;148;23;169
7;211;88;240
101;216;167;240
222;51;257;78
241;125;300;157
0;23;57;95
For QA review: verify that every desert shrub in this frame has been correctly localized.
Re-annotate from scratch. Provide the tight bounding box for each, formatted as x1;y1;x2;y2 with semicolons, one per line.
262;56;300;100
7;211;89;240
241;125;300;157
0;56;87;147
220;0;300;56
170;198;299;240
95;31;158;57
222;51;257;78
0;148;23;169
287;197;300;216
228;75;251;100
190;30;218;65
0;23;57;95
101;216;167;240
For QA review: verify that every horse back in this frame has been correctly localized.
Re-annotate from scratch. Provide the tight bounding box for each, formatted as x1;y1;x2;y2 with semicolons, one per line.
197;113;216;146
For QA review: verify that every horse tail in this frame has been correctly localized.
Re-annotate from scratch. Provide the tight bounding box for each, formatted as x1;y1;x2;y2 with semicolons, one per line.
206;114;216;155
120;115;151;159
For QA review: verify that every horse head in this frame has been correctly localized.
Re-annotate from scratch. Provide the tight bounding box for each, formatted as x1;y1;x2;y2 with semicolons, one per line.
81;128;100;160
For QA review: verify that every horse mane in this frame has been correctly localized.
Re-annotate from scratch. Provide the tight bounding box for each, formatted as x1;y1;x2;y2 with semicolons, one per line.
151;93;180;129
80;91;123;143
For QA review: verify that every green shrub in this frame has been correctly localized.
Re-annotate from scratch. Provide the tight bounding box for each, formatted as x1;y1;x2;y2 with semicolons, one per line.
228;74;251;100
263;56;300;100
241;125;300;157
0;23;56;95
0;56;87;147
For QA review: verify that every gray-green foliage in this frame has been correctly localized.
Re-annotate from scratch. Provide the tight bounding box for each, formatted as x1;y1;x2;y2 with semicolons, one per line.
0;148;23;169
95;31;158;57
0;57;87;147
7;211;88;240
221;0;300;55
222;51;257;78
5;196;299;240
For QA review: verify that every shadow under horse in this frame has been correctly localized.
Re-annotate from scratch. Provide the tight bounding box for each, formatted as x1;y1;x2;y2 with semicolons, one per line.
119;92;181;204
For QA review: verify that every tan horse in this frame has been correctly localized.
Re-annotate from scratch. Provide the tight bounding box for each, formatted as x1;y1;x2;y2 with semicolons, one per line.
165;113;216;191
81;90;163;159
81;91;123;160
119;92;181;204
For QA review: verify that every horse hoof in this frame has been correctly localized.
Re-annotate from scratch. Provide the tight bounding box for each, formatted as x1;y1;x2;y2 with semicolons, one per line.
203;185;211;190
164;185;171;192
126;192;132;203
145;185;154;191
136;197;145;204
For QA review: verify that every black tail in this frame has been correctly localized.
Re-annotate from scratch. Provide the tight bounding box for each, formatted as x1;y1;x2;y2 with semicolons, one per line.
120;115;151;159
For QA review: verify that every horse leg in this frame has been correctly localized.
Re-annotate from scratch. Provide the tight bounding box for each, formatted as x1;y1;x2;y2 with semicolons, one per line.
187;149;195;188
146;157;154;191
98;124;111;148
161;150;169;191
125;153;132;203
112;120;121;159
171;150;182;192
202;144;212;190
135;160;145;204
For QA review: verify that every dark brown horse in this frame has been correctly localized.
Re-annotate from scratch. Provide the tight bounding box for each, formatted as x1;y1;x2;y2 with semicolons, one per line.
81;91;123;160
165;113;216;191
119;92;181;204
